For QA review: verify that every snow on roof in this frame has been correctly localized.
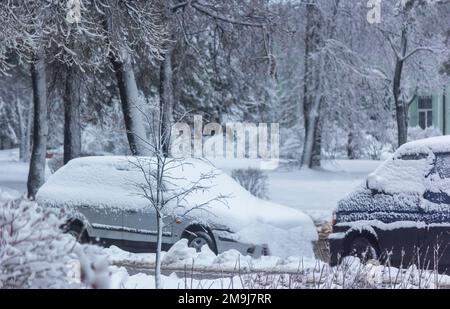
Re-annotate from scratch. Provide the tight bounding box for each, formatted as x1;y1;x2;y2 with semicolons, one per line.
36;156;317;257
395;135;450;157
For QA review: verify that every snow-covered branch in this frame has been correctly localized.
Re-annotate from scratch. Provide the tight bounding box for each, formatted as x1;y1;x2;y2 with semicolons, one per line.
401;46;435;62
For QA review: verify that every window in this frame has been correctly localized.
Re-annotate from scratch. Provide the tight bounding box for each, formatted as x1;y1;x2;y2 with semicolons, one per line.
400;153;428;161
435;154;450;179
418;96;433;129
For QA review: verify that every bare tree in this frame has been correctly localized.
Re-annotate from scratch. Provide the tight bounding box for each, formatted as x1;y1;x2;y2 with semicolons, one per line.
129;106;227;288
98;0;166;156
158;3;177;156
301;0;323;169
27;50;48;199
156;0;268;155
63;64;82;164
376;0;448;147
0;1;48;198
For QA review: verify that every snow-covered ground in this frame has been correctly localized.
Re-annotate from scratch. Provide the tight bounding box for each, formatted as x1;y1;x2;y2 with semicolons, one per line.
105;240;318;274
106;243;450;289
106;239;323;289
0;149;29;192
101;237;450;289
0;148;51;192
211;158;382;223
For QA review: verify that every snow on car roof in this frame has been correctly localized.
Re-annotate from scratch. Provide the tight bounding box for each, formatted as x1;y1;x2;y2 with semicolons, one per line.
396;135;450;157
36;156;317;257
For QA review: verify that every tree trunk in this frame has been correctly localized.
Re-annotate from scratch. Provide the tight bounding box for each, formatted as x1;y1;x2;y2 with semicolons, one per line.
393;29;408;147
63;64;82;164
155;211;163;289
347;131;356;159
302;113;316;166
301;1;322;168
14;98;24;158
24;101;32;161
27;53;48;199
302;0;341;168
159;46;174;157
15;98;32;162
395;98;408;147
110;50;150;156
311;112;322;168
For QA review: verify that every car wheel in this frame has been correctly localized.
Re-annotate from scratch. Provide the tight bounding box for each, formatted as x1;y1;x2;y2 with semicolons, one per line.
349;236;379;263
185;230;216;253
64;221;89;244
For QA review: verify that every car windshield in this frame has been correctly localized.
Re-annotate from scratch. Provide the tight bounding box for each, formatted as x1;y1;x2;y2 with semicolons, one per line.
424;153;450;200
434;153;450;179
366;152;434;194
399;153;428;161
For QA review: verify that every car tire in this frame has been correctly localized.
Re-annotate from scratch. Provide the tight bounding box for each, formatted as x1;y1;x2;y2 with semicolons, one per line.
185;230;216;253
348;236;379;263
64;221;89;244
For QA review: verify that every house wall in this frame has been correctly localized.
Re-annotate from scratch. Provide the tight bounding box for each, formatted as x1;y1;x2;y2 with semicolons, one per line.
432;92;441;132
408;86;450;135
409;99;418;127
445;87;450;135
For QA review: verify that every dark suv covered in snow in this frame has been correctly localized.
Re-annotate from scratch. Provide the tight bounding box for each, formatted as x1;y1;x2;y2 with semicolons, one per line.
330;136;450;272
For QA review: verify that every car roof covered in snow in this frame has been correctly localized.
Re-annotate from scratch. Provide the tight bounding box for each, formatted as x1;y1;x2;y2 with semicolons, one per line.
395;135;450;157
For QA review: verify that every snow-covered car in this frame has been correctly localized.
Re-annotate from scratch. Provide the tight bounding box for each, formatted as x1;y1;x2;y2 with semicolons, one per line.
330;136;450;272
36;156;317;258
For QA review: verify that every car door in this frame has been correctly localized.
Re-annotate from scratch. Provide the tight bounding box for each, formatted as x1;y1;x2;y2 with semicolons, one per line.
373;153;428;266
122;206;174;252
372;192;422;266
420;152;450;272
78;204;123;246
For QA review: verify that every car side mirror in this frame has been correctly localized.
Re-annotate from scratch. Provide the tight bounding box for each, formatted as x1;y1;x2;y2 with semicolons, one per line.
366;173;377;190
366;173;383;195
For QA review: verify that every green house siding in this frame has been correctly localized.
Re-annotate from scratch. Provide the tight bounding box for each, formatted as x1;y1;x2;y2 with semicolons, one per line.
408;86;450;135
442;86;450;135
409;99;419;127
432;94;440;130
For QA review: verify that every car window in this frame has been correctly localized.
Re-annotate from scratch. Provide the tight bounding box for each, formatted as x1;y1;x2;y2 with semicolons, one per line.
399;153;428;161
435;154;450;179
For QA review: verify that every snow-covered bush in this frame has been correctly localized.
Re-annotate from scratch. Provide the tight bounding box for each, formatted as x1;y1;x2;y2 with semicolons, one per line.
47;152;64;174
279;125;303;160
0;193;110;288
361;135;394;160
231;168;269;199
408;126;442;142
322;127;350;160
82;123;129;156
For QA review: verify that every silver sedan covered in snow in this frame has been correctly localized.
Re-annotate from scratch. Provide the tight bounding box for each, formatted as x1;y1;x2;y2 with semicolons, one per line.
36;156;317;257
